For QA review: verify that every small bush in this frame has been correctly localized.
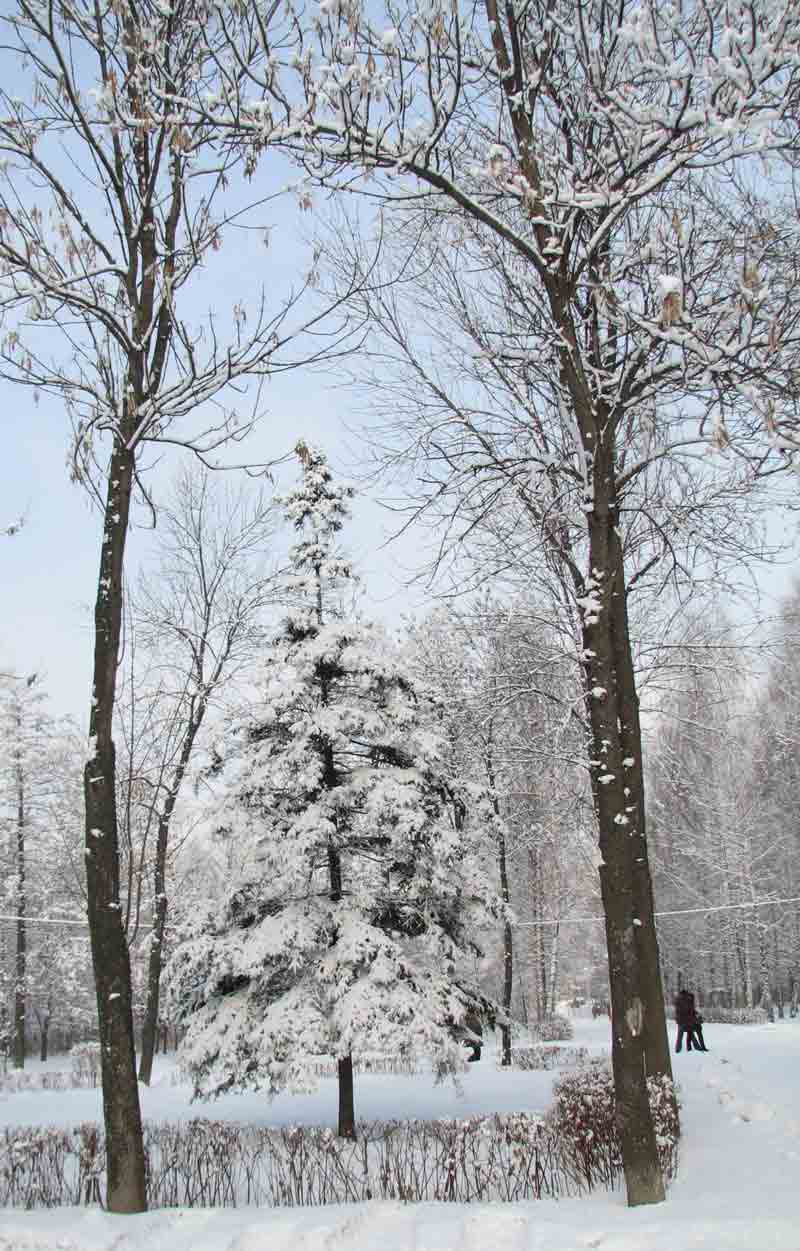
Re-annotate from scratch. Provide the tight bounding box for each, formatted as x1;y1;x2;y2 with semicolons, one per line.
549;1062;679;1190
699;1007;768;1025
0;1070;72;1094
0;1051;104;1096
534;1015;574;1042
70;1043;102;1088
510;1045;589;1071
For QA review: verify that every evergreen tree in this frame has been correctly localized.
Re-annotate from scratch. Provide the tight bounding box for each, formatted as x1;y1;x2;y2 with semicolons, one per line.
169;445;501;1136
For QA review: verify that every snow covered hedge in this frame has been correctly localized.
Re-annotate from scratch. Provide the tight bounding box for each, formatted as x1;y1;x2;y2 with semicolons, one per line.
0;1047;105;1094
1;1114;578;1208
549;1064;679;1190
0;1086;681;1210
69;1043;102;1088
699;1008;769;1025
534;1016;574;1042
510;1045;588;1071
0;1069;79;1093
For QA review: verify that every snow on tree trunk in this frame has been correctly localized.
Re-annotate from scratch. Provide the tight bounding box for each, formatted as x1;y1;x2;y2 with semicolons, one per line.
581;485;665;1204
84;435;147;1215
13;695;26;1070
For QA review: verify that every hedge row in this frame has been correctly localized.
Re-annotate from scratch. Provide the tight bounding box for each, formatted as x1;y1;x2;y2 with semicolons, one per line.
1;1064;679;1210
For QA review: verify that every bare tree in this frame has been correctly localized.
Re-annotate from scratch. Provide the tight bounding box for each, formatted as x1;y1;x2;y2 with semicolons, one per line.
0;0;356;1212
0;673;50;1069
649;607;800;1015
406;603;516;1065
407;597;590;1059
124;467;283;1085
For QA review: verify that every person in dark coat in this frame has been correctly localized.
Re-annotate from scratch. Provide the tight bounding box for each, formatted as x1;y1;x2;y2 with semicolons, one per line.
460;1009;483;1062
674;988;697;1052
691;1010;709;1052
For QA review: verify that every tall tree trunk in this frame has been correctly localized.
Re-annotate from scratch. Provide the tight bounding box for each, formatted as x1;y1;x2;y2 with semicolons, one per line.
137;870;167;1087
13;718;25;1070
529;844;544;1023
40;1011;49;1063
743;923;754;1008
607;532;673;1084
337;1056;356;1138
139;709;202;1086
548;921;560;1017
501;905;514;1066
581;450;665;1206
315;551;355;1140
326;760;355;1138
84;433;147;1214
485;726;513;1067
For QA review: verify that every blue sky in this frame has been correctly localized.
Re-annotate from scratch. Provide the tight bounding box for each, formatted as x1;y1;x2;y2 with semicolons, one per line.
0;360;438;724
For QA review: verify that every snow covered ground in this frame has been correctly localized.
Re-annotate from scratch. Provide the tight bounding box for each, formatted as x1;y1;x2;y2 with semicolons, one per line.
1;1016;798;1250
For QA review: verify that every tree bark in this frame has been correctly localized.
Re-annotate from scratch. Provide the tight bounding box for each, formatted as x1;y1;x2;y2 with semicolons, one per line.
84;433;147;1214
327;836;355;1137
580;438;666;1205
13;714;25;1070
337;1055;356;1139
137;870;167;1086
500;900;514;1066
608;540;673;1083
139;707;202;1085
485;724;513;1067
548;921;560;1017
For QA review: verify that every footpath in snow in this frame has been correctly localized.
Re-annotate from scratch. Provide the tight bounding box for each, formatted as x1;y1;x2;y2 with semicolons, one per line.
0;1017;798;1251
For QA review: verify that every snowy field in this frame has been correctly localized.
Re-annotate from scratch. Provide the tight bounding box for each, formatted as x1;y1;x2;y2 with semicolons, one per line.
1;1015;798;1250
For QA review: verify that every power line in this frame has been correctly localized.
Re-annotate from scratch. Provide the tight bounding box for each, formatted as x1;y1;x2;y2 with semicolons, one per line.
1;894;798;932
513;895;800;928
0;912;90;928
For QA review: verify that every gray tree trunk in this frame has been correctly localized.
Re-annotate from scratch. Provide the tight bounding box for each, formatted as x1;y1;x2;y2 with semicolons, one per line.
13;713;25;1070
84;433;147;1214
579;437;666;1205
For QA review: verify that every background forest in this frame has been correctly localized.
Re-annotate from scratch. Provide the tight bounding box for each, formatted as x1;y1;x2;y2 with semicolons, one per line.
3;468;798;1067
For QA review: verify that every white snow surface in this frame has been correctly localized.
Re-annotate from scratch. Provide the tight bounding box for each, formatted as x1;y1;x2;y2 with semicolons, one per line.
1;1016;799;1250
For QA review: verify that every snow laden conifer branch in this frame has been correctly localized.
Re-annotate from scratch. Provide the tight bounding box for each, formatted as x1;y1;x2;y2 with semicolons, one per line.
167;445;505;1137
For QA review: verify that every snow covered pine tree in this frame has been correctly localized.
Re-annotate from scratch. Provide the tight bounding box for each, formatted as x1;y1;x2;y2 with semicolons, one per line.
168;444;502;1137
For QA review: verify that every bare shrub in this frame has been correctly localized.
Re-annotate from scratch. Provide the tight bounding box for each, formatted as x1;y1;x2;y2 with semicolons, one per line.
69;1043;102;1088
0;1072;681;1210
4;1065;115;1094
510;1045;589;1071
0;1128;75;1208
549;1063;679;1191
1;1070;71;1094
0;1114;577;1208
699;1008;769;1025
534;1016;574;1042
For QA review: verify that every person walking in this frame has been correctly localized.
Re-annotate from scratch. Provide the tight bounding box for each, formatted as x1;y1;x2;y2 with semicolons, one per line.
674;987;697;1052
691;1009;709;1052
